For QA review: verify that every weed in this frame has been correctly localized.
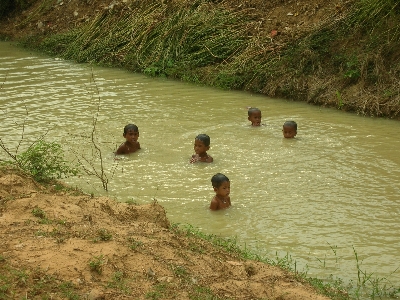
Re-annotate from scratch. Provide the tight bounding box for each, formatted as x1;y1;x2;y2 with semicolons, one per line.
343;56;361;82
31;207;46;219
125;198;138;205
189;285;223;300
89;255;105;274
35;230;48;237
127;237;143;251
172;265;188;278
336;91;344;109
95;228;112;241
12;269;28;286
107;271;130;294
189;242;205;254
145;283;167;300
59;281;80;300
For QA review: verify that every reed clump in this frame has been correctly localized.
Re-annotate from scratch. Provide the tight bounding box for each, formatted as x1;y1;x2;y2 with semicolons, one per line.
28;0;400;118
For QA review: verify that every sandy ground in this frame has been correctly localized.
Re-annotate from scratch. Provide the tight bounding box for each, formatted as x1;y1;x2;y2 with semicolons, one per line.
0;168;334;299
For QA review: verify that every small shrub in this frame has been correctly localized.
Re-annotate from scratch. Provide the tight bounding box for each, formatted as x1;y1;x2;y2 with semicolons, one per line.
127;237;143;251
31;207;46;219
16;140;78;182
89;255;104;274
95;228;112;241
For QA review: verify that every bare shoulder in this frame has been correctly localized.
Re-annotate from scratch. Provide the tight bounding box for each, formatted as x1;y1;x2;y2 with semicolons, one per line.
209;197;219;210
115;143;128;155
206;155;213;163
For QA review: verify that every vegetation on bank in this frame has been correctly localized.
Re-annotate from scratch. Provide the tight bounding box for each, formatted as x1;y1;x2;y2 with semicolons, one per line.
2;0;399;118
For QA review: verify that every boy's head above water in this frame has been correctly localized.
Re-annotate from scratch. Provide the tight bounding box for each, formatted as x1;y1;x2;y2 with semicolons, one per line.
248;107;262;126
211;173;229;189
123;124;139;135
123;123;139;141
282;121;297;138
191;134;213;163
195;134;210;147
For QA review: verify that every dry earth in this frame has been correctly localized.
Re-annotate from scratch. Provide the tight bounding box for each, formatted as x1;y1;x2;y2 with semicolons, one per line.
0;168;333;299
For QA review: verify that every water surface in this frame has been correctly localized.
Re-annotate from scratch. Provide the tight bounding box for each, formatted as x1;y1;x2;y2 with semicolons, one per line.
1;42;399;290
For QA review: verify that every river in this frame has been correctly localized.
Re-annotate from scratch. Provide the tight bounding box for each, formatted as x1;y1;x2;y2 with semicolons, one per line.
1;41;399;292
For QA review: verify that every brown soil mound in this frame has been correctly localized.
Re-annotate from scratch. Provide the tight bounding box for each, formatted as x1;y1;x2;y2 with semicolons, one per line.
0;168;331;299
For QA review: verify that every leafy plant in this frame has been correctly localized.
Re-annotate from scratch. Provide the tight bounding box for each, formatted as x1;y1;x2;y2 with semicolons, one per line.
16;140;78;182
127;237;143;251
89;255;105;274
107;271;130;294
95;228;112;242
59;281;80;300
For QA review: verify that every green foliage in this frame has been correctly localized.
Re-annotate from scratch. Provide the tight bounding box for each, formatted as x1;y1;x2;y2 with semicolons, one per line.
145;283;167;300
16;140;78;182
343;55;360;82
95;228;112;242
189;285;223;300
59;281;80;300
89;255;104;274
107;271;130;294
127;237;143;251
31;207;46;219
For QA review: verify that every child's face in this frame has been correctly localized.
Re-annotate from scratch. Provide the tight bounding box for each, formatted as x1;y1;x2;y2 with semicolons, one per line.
214;181;230;198
124;129;139;143
282;126;297;138
248;111;262;126
194;139;209;155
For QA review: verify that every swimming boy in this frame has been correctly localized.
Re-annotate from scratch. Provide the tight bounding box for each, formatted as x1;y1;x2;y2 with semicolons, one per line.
282;120;297;138
190;134;213;163
248;107;262;126
115;124;141;155
210;173;231;210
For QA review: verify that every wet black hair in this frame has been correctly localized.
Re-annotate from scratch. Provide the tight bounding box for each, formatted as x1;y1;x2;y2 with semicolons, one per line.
211;173;230;188
248;107;261;116
195;134;210;147
283;120;297;130
123;124;139;134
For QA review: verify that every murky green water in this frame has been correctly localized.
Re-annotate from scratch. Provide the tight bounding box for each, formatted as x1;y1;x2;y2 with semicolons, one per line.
1;42;399;289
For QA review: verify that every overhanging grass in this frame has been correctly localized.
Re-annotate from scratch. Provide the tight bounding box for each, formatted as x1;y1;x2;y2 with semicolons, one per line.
175;223;400;300
20;0;400;118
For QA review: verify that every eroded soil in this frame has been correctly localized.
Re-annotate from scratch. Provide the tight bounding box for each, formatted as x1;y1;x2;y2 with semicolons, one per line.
0;168;332;299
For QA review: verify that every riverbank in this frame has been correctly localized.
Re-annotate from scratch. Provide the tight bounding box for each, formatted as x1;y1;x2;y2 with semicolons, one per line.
0;0;399;119
0;167;342;299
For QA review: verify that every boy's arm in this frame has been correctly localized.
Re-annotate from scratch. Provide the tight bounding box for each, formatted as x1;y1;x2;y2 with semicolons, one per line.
209;197;219;210
115;144;127;155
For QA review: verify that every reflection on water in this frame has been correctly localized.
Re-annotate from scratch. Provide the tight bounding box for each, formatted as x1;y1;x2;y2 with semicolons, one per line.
1;42;400;288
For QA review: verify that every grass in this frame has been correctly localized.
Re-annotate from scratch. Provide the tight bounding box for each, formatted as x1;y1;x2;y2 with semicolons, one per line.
89;255;105;274
107;271;130;294
175;223;400;300
0;263;83;299
95;228;112;241
19;0;399;118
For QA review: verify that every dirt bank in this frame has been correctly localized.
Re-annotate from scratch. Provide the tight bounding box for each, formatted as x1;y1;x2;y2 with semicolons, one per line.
0;168;338;299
